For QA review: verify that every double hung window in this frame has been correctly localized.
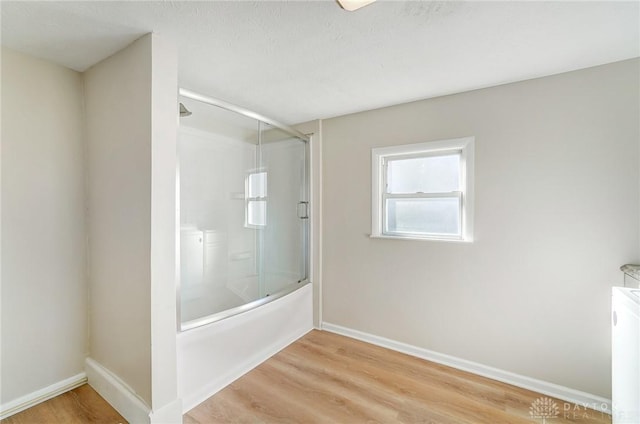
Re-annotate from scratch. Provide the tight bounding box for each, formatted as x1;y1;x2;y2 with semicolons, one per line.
371;137;474;241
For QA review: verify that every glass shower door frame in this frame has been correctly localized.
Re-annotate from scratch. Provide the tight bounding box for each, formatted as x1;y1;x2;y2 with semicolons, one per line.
177;89;311;332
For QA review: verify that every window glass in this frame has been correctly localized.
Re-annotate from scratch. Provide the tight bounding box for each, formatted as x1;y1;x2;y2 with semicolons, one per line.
247;200;266;227
386;197;460;236
248;172;267;198
387;153;460;194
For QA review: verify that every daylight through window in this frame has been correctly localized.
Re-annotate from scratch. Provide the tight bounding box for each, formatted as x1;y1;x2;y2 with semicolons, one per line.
371;137;474;241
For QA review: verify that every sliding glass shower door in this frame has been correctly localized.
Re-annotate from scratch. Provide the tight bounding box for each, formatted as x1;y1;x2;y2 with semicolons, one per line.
258;125;308;297
178;95;309;329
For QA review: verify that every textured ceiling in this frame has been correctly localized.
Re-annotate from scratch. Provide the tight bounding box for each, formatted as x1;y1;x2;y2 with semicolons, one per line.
2;1;639;124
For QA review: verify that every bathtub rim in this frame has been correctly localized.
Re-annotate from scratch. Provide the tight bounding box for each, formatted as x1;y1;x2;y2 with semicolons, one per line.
179;280;310;332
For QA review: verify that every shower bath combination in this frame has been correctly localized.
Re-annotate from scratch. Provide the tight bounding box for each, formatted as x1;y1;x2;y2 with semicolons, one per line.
176;89;310;331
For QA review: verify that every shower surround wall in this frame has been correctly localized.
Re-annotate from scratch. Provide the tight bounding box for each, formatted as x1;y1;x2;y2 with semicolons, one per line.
179;126;258;320
178;115;309;325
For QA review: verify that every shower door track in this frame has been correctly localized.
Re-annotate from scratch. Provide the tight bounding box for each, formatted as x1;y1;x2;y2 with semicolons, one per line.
179;88;310;142
181;280;311;331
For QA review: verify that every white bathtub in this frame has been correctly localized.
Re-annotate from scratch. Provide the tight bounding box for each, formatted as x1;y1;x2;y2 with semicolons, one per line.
177;283;313;413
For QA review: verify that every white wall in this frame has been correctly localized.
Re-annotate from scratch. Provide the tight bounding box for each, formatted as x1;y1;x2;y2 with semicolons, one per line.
149;33;181;421
321;58;640;398
84;34;180;421
1;47;86;404
84;35;153;406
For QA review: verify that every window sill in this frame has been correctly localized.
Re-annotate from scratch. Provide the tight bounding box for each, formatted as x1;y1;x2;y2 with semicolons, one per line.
369;234;473;243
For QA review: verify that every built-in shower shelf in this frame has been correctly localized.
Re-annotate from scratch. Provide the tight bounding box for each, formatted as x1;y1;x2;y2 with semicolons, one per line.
229;192;245;200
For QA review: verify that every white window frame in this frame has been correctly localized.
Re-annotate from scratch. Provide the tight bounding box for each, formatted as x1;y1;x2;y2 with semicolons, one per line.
371;137;474;242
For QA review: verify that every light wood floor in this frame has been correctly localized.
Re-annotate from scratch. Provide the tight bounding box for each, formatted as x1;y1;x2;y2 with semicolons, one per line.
186;330;611;424
1;384;126;424
2;330;612;424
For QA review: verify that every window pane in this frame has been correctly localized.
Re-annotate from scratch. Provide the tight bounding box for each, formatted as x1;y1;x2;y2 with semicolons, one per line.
248;172;267;198
248;200;266;226
386;197;460;236
387;154;460;194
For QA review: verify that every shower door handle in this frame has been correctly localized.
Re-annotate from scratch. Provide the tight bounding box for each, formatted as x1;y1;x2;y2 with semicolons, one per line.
297;202;309;219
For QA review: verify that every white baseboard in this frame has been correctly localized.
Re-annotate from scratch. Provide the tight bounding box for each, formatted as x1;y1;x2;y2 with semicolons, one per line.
322;322;612;415
0;372;87;420
85;357;151;423
149;397;183;424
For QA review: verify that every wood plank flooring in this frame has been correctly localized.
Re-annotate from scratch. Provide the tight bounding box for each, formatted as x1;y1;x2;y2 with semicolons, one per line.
2;330;611;423
1;384;126;424
186;330;611;424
